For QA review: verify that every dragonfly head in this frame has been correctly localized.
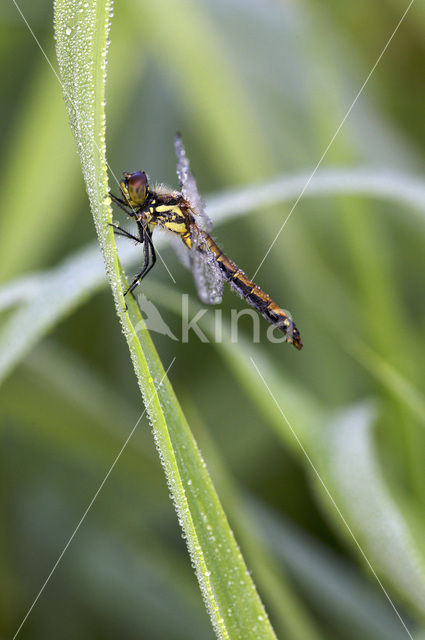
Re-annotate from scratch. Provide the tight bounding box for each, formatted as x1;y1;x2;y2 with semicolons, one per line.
120;171;149;206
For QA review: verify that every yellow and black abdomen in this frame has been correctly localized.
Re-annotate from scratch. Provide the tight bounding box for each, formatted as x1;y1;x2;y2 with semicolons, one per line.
201;230;303;350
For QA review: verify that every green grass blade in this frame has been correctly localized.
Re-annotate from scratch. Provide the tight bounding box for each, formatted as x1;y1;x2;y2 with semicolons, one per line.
0;244;105;386
348;340;425;429
318;403;425;617
53;2;277;637
247;498;411;640
207;167;425;221
0;57;79;281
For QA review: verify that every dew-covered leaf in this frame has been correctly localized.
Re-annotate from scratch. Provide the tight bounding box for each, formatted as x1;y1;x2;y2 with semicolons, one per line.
53;2;278;637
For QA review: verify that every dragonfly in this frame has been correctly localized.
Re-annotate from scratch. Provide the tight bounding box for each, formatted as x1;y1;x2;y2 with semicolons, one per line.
109;135;303;350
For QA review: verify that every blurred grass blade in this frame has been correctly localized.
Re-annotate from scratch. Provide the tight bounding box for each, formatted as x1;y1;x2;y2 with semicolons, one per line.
0;273;44;311
208;167;425;220
53;2;277;637
247;498;412;640
318;403;425;616
0;244;105;385
24;341;143;440
348;340;425;429
0;58;79;282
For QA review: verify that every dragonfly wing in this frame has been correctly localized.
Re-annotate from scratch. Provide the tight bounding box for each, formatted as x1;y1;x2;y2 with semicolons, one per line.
174;134;212;232
174;135;222;304
190;225;224;305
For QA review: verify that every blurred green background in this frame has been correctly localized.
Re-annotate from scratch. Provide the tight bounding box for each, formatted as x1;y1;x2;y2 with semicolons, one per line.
1;0;425;638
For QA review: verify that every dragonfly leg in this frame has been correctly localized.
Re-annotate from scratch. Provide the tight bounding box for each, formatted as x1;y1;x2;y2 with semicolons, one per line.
109;223;141;243
124;229;156;296
109;191;137;217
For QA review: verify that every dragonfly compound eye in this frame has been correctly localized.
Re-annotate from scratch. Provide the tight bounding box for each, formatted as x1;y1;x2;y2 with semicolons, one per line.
124;171;148;205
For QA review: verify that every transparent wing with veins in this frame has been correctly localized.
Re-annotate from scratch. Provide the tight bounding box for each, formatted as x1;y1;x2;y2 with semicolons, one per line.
174;134;224;305
174;133;212;232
